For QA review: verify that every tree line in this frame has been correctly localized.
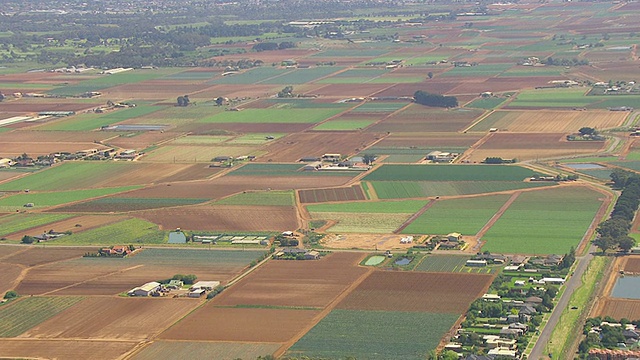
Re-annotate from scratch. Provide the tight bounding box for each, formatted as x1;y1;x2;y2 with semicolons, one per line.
413;90;458;108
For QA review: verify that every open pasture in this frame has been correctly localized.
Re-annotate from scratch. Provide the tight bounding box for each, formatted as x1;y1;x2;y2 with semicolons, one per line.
39;104;167;131
260;66;344;84
449;77;564;95
299;185;366;203
506;88;640;109
258;132;382;162
0;297;84;337
368;180;552;199
2;215;126;240
441;63;512;78
209;67;290;85
372;81;460;97
287;309;459;360
368;105;483;133
200;108;344;124
307;199;426;214
0;339;137;360
49;218;165;246
470;109;627;133
133;341;281;360
47;70;176;96
596;299;640;320
0;186;138;211
466;133;605;162
135;205;298;231
402;194;510;235
311;118;377;131
481;186;604;254
337;271;492;313
213;252;367;308
22;297;201;340
0;213;73;238
160;307;321;342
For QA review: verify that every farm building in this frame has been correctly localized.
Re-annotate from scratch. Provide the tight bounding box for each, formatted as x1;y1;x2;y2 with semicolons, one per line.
542;277;565;285
487;347;517;359
0;158;14;168
188;289;206;298
305;250;320;260
168;231;187;244
128;281;161;297
426;151;459;163
321;153;341;162
190;281;220;291
466;259;487;267
482;294;501;301
300;156;321;162
446;233;463;242
303;162;322;171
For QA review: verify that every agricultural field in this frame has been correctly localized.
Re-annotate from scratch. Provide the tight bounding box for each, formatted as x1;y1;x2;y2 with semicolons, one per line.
415;254;500;274
134;341;281;360
363;164;537;182
0;297;84;337
214;190;294;206
368;105;483;133
298;185;367;203
200;108;344;124
367;179;552;199
402;194;511;235
51;197;209;212
0;213;73;238
0;186;138;211
481;186;605;254
47;218;165;245
596;299;640;320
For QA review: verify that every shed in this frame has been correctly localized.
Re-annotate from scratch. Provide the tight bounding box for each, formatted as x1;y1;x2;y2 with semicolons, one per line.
305;250;320;260
128;281;161;297
542;277;565;284
188;289;206;298
168;279;184;289
190;281;220;291
446;232;462;242
466;259;487;267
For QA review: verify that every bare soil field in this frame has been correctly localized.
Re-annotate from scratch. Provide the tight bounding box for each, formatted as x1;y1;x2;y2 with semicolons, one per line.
596;299;640;320
465;133;604;162
160;307;321;342
375;133;483;148
213;252;367;308
104;80;214;99
623;256;640;273
0;72;61;83
120;175;352;199
321;233;417;251
215;49;313;64
337;271;493;313
368;105;483;133
3;247;89;267
3;215;127;240
88;163;214;188
0;339;137;360
0;263;23;295
0;130;115;143
480;110;627;133
258;132;383;162
22;297;201;340
0;245;28;259
0;142;110;157
0;101;95;113
156;164;222;182
135;205;298;231
299;185;366;203
132;341;281;360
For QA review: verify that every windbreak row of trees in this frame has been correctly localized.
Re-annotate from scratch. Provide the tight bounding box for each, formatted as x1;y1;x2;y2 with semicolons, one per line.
413;90;458;108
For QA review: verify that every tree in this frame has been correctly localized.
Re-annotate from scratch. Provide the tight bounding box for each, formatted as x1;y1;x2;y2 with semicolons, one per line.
172;274;197;284
579;127;597;136
215;97;225;106
610;168;633;188
440;350;459;360
277;86;293;98
594;236;615;254
176;95;190;107
427;71;433;79
362;154;376;165
3;290;18;299
618;236;636;253
21;235;34;244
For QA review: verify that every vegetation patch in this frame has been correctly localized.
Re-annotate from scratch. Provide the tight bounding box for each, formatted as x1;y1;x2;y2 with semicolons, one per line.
369;180;552;199
0;187;139;211
0;297;84;337
0;213;73;238
364;164;537;182
200;108;343;124
214;191;295;206
52;218;165;245
53;197;208;212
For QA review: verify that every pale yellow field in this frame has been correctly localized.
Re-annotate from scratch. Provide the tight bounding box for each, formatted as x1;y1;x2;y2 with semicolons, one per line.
485;110;627;133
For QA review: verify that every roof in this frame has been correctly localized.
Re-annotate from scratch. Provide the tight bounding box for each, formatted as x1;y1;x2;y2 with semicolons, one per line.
135;281;161;292
447;232;462;238
192;281;220;289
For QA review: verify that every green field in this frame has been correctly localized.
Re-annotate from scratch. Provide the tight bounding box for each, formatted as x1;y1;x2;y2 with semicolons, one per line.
52;218;165;245
0;187;139;211
363;164;538;182
0;213;73;237
402;194;510;235
133;341;281;360
369;180;552;199
506;88;640;109
482;187;604;254
0;162;133;191
287;309;459;360
0;297;84;337
124;248;266;267
312;119;376;131
200;108;343;124
310;211;412;233
47;70;176;96
307;200;426;214
465;97;508;110
260;66;344;84
55;197;209;212
171;135;232;145
214;190;294;206
40;104;166;131
351;102;408;112
415;255;498;274
226;133;285;144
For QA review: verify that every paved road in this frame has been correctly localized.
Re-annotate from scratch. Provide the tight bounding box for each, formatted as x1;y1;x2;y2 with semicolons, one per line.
528;245;596;359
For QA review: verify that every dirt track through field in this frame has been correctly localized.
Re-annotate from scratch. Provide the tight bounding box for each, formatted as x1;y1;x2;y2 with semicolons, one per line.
393;199;436;234
272;267;374;358
474;191;521;240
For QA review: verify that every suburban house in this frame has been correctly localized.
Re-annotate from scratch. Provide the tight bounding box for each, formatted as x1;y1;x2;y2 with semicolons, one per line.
128;281;161;297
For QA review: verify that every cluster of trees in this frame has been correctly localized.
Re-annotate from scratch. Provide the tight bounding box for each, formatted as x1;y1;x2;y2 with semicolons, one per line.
483;157;517;164
276;234;299;247
542;56;589;67
413;91;458;108
578;317;640;356
159;274;197;285
252;41;296;52
277;86;294;98
593;169;640;253
176;95;190;107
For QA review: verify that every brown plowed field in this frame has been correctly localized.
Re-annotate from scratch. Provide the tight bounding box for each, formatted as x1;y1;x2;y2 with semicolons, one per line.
0;72;60;83
87;163;215;188
135;205;298;231
337;271;493;313
597;299;640;320
3;215;127;240
259;132;382;162
102;80;214;100
373;82;460;97
120;175;351;199
0;245;28;259
0;339;137;360
368;104;483;133
0;130;115;143
213;252;367;308
3;247;89;267
466;133;604;162
375;133;483;148
159;163;222;182
299;185;367;203
0;102;95;113
623;256;640;273
15;260;131;295
22;297;201;340
480;110;627;133
0;263;23;294
160;307;321;342
0;171;25;183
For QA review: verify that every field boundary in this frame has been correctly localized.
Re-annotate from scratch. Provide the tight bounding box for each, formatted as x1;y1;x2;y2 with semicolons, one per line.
393;199;436;234
474;191;520;240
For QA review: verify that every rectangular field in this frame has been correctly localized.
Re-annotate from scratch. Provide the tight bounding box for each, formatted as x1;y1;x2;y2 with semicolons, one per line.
133;341;281;360
0;213;73;238
0;187;138;211
214;190;295;206
363;164;536;182
470;109;627;132
287;309;459;360
0;339;137;360
309;212;413;233
299;185;367;203
49;218;165;245
596;299;640;320
368;180;552;199
402;194;511;235
481;186;604;254
200;108;344;124
368;105;483;133
415;255;499;274
0;297;84;337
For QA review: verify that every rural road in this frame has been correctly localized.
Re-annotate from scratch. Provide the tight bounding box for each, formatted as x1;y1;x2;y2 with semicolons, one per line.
528;245;596;359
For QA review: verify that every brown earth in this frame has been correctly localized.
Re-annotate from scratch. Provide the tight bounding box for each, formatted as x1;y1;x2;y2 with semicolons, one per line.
179;122;314;134
213;252;367;308
321;233;419;251
0;130;115;143
623;256;640;273
0;171;25;183
3;215;127;240
0;263;23;294
103;80;215;100
0;101;95;113
160;307;321;342
311;83;394;98
22;297;201;340
0;339;138;360
3;247;89;267
449;77;564;94
368;104;483;133
481;110;627;133
105;131;182;150
258;132;383;162
0;245;28;259
372;81;460;97
299;185;366;203
375;133;483;148
596;299;640;320
134;205;299;231
337;271;493;313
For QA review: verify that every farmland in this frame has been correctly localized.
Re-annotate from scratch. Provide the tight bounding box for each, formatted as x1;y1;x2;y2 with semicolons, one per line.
0;213;73;238
134;342;281;360
298;185;367;203
363;164;537;182
415;254;499;274
0;186;139;211
470;110;627;133
0;297;84;337
368;180;552;199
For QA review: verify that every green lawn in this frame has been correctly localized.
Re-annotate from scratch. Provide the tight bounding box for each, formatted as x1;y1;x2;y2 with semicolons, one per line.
0;186;139;211
200;108;343;124
482;187;604;254
363;164;538;181
0;213;73;237
214;191;295;206
0;297;84;337
402;194;510;235
287;309;459;360
53;218;165;245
